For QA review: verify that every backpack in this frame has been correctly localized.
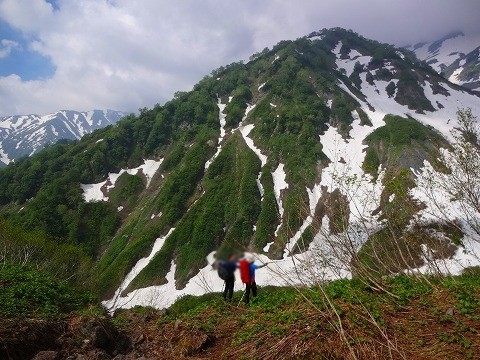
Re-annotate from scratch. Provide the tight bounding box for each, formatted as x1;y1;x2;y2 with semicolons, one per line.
239;258;251;284
217;261;229;281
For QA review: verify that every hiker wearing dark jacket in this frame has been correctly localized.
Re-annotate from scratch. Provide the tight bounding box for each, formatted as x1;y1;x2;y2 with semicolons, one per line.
239;256;268;304
220;254;237;301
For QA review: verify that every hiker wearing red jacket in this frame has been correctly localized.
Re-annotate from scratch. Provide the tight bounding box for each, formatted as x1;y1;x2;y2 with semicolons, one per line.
239;256;268;305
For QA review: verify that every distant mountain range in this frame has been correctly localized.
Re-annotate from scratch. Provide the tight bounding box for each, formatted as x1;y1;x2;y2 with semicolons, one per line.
405;31;480;91
0;109;127;167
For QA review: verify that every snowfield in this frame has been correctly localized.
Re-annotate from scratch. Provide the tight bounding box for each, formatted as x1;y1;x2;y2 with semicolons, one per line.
406;32;480;90
408;32;480;73
104;240;353;312
333;42;372;77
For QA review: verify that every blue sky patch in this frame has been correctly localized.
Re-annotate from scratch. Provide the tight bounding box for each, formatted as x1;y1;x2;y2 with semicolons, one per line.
45;0;59;11
0;20;56;81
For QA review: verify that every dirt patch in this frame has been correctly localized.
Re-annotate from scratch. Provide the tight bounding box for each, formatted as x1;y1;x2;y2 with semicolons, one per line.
0;315;131;360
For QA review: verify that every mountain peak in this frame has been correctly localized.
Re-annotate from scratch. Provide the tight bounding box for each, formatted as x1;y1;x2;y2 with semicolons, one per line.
405;31;480;91
427;30;465;53
0;109;127;166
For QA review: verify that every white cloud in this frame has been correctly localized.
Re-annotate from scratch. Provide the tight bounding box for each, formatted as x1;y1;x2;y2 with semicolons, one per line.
0;0;261;115
0;0;478;116
0;39;21;58
0;0;54;33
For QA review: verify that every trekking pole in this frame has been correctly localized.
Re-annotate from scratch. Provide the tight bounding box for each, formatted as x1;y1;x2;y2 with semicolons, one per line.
238;286;246;306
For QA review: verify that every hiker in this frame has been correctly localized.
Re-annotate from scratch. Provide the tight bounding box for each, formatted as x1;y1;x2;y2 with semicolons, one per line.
239;256;268;305
217;254;237;301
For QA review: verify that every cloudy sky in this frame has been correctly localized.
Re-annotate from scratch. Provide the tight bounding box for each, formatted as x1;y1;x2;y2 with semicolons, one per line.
0;0;479;116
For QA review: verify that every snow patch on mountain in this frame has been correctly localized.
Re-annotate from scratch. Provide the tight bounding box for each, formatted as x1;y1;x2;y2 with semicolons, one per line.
104;250;231;311
81;183;108;202
106;228;176;311
263;241;274;253
272;163;288;217
337;65;478;141
284;217;312;258
308;34;325;42
239;124;267;167
320;105;385;216
81;158;163;202
449;68;464;84
334;41;372;77
0;144;9;166
411;241;480;276
418;82;479;138
256;174;265;199
410;153;480;273
236;104;266;200
205;98;228;170
141;159;164;186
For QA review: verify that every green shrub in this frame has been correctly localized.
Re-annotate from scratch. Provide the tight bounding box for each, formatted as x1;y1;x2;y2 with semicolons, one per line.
0;264;96;318
255;171;280;251
0;219;91;285
109;172;145;211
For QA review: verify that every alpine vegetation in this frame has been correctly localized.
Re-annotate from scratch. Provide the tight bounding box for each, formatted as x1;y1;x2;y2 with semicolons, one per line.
1;27;480;360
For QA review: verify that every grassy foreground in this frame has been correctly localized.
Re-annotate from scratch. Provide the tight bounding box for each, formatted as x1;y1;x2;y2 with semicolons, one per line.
1;267;479;359
119;271;480;359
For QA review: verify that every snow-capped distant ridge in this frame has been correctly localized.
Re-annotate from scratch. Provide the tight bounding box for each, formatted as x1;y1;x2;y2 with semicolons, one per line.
0;109;127;167
405;31;480;91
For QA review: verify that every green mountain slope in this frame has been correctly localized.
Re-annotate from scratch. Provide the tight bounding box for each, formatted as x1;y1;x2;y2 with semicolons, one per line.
0;28;479;302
